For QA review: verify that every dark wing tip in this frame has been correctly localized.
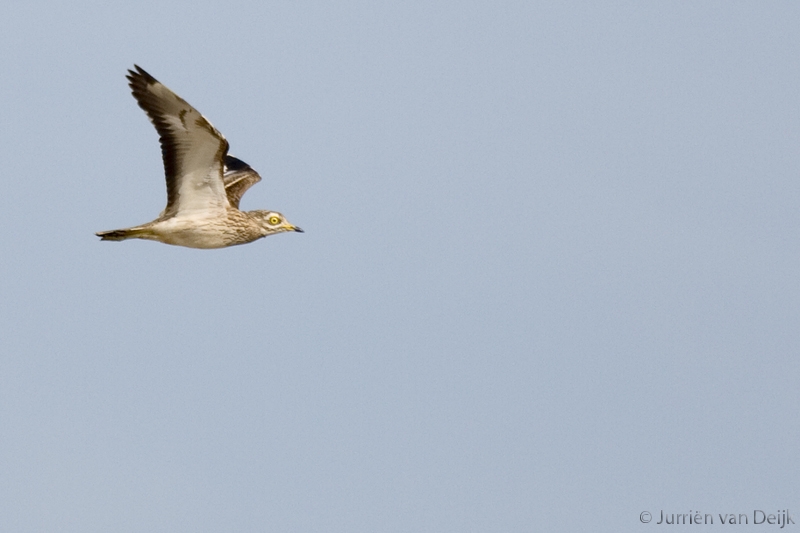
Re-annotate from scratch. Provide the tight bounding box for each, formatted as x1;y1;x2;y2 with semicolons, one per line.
224;155;252;172
126;65;158;91
129;64;151;78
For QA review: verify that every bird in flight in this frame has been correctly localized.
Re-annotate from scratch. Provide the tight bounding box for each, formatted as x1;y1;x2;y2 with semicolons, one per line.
96;65;303;248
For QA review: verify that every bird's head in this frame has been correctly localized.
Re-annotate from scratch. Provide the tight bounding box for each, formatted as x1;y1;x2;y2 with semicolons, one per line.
250;210;304;236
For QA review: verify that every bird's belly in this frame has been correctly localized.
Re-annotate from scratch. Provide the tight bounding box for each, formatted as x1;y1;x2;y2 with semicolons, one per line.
148;215;255;249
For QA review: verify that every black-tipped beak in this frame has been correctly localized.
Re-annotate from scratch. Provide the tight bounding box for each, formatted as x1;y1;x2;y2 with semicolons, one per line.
293;226;304;233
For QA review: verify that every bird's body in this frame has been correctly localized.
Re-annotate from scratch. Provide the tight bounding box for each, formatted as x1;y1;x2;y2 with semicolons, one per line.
96;65;302;249
98;205;280;249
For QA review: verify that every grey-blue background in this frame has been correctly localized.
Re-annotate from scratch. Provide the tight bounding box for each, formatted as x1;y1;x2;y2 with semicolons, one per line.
1;2;798;531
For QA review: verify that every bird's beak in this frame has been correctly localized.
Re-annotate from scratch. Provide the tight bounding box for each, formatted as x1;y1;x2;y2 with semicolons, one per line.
291;225;304;233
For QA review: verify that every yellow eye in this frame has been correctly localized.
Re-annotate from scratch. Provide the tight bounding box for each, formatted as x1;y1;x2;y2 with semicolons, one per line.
268;216;281;225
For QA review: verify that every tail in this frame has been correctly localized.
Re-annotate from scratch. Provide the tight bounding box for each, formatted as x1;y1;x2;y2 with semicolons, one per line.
95;227;150;242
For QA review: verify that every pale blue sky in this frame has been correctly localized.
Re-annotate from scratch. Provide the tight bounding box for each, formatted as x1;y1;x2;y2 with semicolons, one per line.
1;2;798;532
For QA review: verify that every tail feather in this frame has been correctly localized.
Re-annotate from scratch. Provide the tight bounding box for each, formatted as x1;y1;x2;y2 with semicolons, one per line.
96;227;148;241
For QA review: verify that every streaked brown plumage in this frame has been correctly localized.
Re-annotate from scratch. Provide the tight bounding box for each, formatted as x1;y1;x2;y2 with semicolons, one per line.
96;65;303;249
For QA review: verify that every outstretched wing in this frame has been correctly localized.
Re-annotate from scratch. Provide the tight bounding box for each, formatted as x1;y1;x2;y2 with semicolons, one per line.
127;65;230;217
223;155;262;209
